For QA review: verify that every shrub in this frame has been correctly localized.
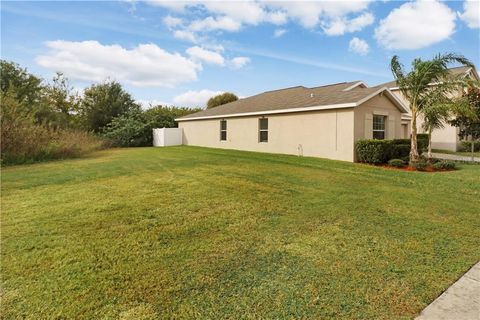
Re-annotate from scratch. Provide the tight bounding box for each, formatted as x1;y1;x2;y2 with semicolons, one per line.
459;141;480;152
411;160;428;171
432;161;456;170
388;159;406;168
417;134;428;152
355;140;393;164
390;143;410;159
1;92;105;165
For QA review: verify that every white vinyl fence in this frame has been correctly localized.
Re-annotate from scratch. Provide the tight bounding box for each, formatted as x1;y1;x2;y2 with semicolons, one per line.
153;128;183;147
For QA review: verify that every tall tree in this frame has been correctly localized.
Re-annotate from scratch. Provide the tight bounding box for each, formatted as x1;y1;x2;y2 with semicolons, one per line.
41;72;81;128
79;81;140;132
207;92;238;109
390;53;473;164
0;60;43;110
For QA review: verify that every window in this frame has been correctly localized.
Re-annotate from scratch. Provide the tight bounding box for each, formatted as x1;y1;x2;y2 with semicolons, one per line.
220;120;227;141
373;115;386;140
259;118;268;142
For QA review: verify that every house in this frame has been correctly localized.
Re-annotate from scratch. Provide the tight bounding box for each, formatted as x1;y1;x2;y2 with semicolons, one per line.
176;81;409;162
378;66;480;151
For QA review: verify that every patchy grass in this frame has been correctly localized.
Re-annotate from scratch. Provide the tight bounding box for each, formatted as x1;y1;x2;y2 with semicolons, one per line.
2;146;479;319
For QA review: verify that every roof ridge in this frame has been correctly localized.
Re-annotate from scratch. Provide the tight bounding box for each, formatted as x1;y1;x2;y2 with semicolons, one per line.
307;81;354;89
262;85;306;94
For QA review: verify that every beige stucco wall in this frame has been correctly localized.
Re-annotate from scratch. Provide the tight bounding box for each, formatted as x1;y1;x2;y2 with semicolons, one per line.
179;109;356;161
353;93;403;142
390;88;461;151
179;93;405;162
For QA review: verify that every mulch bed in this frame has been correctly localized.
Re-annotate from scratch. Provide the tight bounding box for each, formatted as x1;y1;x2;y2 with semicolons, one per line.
378;165;455;172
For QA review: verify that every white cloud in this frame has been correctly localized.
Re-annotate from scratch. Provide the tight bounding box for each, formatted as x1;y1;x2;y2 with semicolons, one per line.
459;0;479;29
155;1;374;38
273;28;287;38
173;89;224;107
163;15;183;28
189;16;242;32
323;12;374;36
268;1;373;29
374;0;456;50
229;57;250;69
173;30;197;42
349;37;369;55
186;46;225;66
36;40;201;87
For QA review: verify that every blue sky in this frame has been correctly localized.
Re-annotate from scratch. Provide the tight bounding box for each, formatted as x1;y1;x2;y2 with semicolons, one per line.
1;1;479;108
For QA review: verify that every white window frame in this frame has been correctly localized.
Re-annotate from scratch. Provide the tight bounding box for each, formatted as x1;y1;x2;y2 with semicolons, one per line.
259;118;268;143
220;119;227;141
372;115;386;140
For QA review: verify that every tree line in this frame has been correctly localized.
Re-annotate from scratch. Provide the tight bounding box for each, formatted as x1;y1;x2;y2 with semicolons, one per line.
0;60;202;164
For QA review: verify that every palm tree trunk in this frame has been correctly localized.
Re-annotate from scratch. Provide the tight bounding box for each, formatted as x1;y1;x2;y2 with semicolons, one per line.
427;126;433;163
410;106;419;165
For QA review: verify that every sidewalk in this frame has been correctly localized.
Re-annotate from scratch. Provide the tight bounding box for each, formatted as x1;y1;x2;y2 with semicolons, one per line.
431;152;480;163
415;262;480;320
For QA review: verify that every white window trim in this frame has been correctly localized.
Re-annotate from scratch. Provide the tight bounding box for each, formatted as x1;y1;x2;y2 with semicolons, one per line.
372;115;386;140
220;119;227;141
259;118;268;143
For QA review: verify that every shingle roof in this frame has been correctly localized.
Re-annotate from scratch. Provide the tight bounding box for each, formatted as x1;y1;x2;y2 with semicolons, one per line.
177;81;405;120
376;66;476;89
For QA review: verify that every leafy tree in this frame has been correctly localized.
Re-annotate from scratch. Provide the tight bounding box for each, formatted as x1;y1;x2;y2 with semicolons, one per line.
102;110;149;147
102;105;202;147
207;92;238;109
450;86;480;156
41;72;81;128
390;53;473;164
0;60;43;107
79;81;140;132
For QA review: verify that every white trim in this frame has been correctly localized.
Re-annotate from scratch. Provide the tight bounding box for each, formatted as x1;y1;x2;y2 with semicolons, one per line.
176;87;410;122
176;103;356;121
342;81;368;91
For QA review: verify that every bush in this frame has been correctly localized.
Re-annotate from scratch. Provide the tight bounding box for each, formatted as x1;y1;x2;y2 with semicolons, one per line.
459;141;480;152
355;140;393;164
388;159;406;168
356;135;428;164
1;92;105;165
102;106;202;147
390;143;410;159
411;160;428;171
432;160;456;170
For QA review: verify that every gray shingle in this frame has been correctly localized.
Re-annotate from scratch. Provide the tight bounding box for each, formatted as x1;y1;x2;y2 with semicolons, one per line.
178;81;384;120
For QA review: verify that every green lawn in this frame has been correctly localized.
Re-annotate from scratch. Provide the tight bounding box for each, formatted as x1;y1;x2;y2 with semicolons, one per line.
2;146;479;319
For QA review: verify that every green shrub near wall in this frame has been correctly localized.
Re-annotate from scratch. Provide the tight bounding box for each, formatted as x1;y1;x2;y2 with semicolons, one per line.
460;141;480;152
356;135;429;164
355;140;393;164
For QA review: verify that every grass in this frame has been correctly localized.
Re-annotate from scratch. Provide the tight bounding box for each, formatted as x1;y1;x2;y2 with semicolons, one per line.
2;146;479;319
432;148;480;158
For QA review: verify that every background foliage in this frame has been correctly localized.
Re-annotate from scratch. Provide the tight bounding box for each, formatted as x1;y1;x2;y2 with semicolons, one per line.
0;60;200;165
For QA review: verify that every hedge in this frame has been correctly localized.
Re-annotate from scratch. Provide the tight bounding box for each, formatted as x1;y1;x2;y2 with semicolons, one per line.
460;141;480;152
356;135;429;164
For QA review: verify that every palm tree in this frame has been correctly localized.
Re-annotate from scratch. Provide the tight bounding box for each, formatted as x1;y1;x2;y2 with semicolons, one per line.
390;53;473;165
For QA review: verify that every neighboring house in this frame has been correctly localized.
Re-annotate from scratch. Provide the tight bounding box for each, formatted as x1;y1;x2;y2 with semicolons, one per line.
378;66;480;151
176;81;409;162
